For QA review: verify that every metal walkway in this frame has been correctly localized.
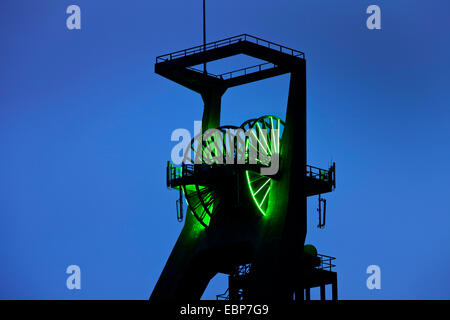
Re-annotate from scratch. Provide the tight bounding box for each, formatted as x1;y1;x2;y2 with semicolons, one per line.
155;34;306;92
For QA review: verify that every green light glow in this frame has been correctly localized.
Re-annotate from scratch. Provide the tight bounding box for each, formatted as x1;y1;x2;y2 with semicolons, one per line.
245;115;285;216
246;170;271;216
182;184;216;228
276;118;280;153
180;115;284;226
256;123;269;155
254;178;270;196
270;117;276;153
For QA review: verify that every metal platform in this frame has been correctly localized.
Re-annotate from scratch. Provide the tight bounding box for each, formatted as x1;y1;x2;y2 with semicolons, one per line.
216;255;337;301
303;254;338;300
155;34;305;92
167;161;335;197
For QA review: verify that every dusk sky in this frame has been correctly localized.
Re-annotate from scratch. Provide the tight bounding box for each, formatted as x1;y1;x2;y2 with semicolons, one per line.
1;0;449;299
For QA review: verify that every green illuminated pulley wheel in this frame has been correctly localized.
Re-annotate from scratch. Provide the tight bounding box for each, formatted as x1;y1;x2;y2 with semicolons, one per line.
240;118;258;133
243;115;285;216
181;126;240;228
220;125;246;165
183;125;241;165
181;184;220;228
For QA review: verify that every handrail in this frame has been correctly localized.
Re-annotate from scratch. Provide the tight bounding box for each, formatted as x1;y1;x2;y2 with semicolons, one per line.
306;164;331;182
219;61;276;80
156;34;305;63
186;66;222;78
186;61;279;81
316;254;336;272
168;161;334;188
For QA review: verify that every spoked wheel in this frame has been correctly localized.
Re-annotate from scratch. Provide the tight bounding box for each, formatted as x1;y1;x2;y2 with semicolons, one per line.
182;184;221;228
244;115;285;216
220;125;246;165
183;125;243;165
240;118;258;133
181;125;242;228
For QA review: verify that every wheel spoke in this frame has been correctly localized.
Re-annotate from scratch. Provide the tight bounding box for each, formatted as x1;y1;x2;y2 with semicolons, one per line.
245;116;285;216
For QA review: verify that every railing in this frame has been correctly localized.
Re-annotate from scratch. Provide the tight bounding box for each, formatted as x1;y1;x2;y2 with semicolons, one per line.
156;34;305;64
220;61;277;80
168;161;335;188
306;164;331;182
186;66;222;79
316;254;336;272
182;163;194;177
186;61;278;80
166;161;180;188
167;162;196;188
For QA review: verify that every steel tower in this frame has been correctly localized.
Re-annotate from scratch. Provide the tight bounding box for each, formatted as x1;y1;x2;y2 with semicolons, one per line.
151;34;337;300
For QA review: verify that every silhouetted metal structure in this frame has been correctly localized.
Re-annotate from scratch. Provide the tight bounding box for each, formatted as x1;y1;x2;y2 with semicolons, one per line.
151;34;337;300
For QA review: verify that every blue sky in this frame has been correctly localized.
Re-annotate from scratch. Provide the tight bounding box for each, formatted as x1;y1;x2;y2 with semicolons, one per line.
1;0;449;299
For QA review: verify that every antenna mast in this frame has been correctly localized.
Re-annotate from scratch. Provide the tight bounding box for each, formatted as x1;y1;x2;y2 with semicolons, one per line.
203;0;207;74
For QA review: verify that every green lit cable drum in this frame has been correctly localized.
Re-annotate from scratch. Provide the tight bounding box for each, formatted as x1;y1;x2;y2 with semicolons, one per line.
243;115;285;216
180;126;237;227
182;184;219;228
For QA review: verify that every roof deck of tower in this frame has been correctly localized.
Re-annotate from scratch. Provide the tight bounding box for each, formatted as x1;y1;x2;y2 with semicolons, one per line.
155;34;305;92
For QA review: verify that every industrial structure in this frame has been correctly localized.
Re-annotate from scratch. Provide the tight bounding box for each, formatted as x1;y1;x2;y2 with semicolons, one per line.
151;34;337;300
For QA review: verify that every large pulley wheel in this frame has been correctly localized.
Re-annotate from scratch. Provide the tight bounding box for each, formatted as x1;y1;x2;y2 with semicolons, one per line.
181;184;220;228
181;126;242;227
244;115;285;216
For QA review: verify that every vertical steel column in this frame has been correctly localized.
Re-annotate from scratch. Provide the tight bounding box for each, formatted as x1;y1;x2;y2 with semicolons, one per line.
246;63;307;300
320;285;326;300
201;88;225;131
332;279;338;300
